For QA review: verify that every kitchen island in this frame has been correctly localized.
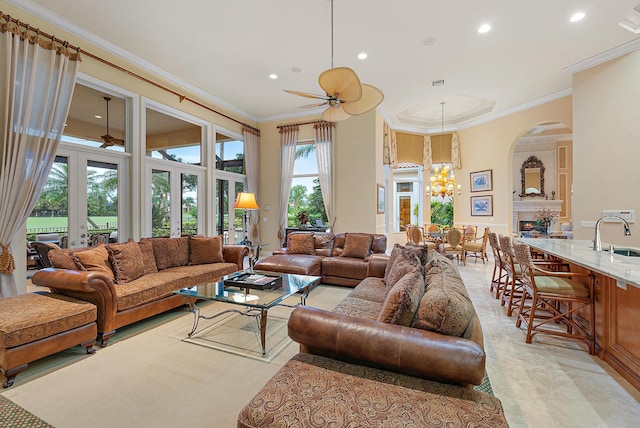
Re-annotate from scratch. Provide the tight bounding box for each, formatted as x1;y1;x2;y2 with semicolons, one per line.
517;238;640;391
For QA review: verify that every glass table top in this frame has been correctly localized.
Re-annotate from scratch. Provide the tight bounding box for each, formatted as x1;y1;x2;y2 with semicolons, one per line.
174;270;321;309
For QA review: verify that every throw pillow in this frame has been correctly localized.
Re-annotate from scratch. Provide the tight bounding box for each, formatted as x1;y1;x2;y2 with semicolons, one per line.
341;233;373;259
137;238;158;274
152;237;189;270
377;270;425;326
383;246;422;293
189;235;224;265
412;263;474;337
287;233;315;255
71;245;115;281
107;240;145;284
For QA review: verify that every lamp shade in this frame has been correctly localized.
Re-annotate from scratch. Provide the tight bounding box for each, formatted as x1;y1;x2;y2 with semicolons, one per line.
234;192;259;210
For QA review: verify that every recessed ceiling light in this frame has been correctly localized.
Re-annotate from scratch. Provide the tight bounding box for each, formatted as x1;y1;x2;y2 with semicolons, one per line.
94;115;102;119
570;12;585;22
357;52;368;60
478;24;491;34
269;73;278;79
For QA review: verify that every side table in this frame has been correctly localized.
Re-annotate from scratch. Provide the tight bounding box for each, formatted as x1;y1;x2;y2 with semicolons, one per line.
247;242;270;272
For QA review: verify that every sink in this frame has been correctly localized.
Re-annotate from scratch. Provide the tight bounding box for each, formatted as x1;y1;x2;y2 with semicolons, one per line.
612;248;640;257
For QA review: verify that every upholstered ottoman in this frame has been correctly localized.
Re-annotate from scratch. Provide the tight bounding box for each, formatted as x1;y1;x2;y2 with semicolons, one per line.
0;292;97;388
254;254;322;276
238;352;509;427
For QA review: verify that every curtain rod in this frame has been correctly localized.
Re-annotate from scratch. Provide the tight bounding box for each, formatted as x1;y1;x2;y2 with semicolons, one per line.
0;11;260;135
277;120;331;129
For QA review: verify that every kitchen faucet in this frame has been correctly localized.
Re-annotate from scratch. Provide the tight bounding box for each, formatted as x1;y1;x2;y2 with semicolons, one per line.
593;216;631;251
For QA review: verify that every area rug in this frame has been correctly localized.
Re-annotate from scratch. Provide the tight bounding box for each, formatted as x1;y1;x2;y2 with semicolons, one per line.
182;310;290;362
0;394;53;428
475;371;494;395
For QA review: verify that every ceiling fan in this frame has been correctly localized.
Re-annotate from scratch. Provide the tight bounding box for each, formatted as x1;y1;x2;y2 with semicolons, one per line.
100;96;125;148
284;0;383;122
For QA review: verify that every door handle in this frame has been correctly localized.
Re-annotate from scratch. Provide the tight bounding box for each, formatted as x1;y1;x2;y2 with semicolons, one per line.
80;233;86;238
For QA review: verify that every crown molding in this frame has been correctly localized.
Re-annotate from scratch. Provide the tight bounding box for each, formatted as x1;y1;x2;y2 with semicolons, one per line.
564;37;640;75
7;0;257;123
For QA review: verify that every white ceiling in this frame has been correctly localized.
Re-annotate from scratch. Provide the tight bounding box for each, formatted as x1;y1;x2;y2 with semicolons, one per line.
11;0;640;132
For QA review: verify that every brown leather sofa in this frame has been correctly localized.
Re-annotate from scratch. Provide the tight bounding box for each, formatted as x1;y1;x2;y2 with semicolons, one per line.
254;232;388;286
32;236;248;346
238;247;508;426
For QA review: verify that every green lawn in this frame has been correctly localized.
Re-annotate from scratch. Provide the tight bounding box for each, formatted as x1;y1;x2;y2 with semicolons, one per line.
27;216;118;230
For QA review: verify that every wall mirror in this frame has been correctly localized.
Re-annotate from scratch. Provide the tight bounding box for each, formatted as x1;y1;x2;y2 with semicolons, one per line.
520;155;545;197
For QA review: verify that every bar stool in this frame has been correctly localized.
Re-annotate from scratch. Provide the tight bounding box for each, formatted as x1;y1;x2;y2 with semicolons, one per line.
488;232;506;299
513;243;595;354
499;235;524;316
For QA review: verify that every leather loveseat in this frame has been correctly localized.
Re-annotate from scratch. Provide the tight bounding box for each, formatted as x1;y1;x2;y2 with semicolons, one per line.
238;246;509;426
32;236;248;346
254;232;388;286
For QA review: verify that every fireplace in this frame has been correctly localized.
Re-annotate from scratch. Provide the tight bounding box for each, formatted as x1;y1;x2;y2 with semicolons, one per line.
513;199;562;233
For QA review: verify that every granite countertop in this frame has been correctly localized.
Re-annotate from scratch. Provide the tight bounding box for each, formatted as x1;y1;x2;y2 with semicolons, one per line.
515;238;640;288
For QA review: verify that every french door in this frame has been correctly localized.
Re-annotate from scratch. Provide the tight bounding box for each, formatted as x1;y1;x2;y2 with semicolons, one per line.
145;159;204;238
215;172;246;244
31;145;129;248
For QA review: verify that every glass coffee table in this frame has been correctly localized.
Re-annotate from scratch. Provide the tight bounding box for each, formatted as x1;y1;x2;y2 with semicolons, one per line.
174;270;321;356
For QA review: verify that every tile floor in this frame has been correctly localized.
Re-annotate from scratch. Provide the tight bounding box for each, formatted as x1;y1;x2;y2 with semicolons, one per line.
460;257;640;427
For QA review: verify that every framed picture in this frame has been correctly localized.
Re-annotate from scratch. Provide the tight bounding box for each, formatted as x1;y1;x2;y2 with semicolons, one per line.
377;184;385;214
471;195;493;216
470;169;493;192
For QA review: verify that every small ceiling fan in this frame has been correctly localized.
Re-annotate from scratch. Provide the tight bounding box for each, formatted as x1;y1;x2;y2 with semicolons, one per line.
284;0;383;122
100;96;125;148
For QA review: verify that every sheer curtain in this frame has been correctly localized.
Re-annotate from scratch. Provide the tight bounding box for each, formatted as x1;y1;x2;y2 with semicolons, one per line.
278;125;298;245
243;126;261;240
314;122;335;228
0;18;80;297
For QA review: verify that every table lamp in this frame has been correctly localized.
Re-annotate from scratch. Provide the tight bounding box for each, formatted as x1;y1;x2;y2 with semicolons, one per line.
234;192;259;245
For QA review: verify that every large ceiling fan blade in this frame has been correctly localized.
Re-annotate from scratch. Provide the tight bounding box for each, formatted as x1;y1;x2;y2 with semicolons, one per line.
296;102;328;110
321;105;351;122
342;84;384;116
284;89;330;100
318;67;362;102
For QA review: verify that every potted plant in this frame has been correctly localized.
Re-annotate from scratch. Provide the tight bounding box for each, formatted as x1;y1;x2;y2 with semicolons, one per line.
296;210;309;227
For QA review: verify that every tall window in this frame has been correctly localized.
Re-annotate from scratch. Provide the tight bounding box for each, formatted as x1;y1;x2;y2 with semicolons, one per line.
288;142;326;227
429;162;455;226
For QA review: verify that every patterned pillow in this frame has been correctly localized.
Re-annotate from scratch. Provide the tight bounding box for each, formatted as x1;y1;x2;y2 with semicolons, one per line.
137;238;158;274
107;240;145;284
377;270;425;326
288;233;315;255
71;245;115;281
412;262;474;336
341;233;373;259
152;237;189;270
189;235;224;265
384;246;422;293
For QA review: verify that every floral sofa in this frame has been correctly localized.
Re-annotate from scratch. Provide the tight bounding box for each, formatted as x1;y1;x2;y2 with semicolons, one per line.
238;246;509;426
32;236;248;346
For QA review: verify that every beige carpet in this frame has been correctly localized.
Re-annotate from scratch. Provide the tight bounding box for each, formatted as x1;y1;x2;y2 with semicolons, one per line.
1;285;350;428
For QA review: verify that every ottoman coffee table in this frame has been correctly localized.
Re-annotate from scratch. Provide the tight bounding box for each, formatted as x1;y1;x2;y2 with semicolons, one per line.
175;271;321;356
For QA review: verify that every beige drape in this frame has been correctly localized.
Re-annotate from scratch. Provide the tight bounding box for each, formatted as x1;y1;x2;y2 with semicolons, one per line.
278;125;298;245
423;135;433;170
314;122;335;229
451;132;461;169
0;16;80;297
243;126;260;241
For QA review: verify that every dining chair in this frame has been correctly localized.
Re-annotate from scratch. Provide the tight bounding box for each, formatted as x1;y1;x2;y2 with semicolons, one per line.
465;227;489;263
513;242;595;354
442;228;465;265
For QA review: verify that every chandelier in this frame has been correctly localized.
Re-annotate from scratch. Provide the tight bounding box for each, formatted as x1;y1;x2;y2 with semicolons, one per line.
426;102;461;198
427;164;461;198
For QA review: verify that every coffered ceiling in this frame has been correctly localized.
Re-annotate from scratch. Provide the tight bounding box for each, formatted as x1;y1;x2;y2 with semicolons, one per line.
9;0;640;132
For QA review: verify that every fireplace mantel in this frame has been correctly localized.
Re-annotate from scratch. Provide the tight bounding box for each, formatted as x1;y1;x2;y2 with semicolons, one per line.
513;199;562;232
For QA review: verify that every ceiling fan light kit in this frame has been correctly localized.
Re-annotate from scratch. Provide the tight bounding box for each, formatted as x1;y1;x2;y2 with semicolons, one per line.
284;0;384;122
